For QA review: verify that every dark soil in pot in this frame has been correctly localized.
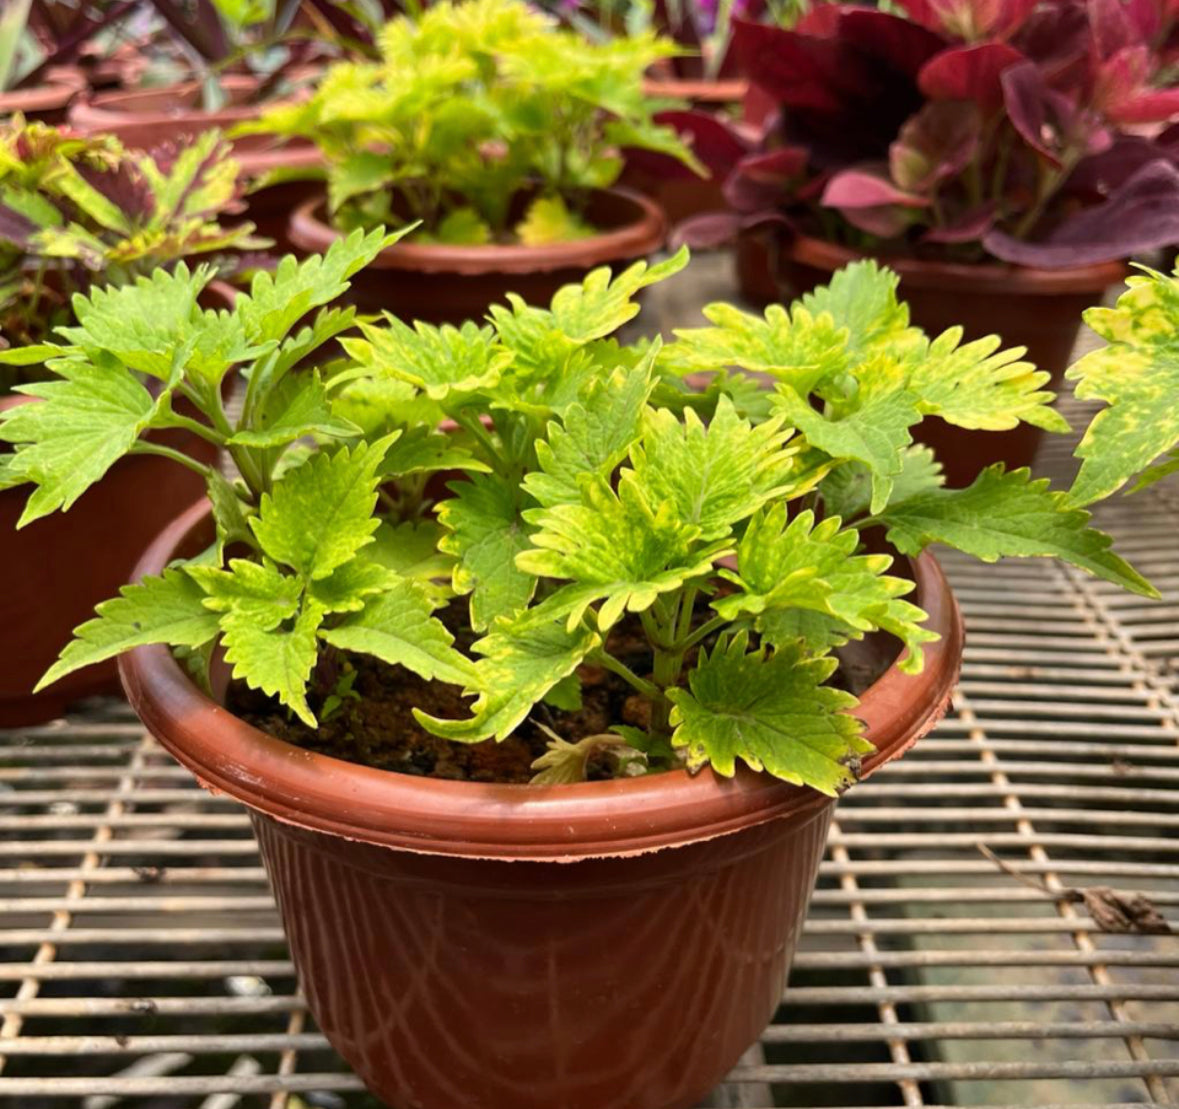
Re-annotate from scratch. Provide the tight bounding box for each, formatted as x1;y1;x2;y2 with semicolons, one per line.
770;233;1126;487
229;602;888;784
120;501;962;1109
0;396;215;726
286;187;667;325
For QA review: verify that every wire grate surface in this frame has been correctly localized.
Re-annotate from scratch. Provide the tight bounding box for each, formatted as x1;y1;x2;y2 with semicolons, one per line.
3;314;1179;1106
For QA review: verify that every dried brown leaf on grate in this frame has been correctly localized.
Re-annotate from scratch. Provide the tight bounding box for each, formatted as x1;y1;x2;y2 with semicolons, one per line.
977;844;1173;935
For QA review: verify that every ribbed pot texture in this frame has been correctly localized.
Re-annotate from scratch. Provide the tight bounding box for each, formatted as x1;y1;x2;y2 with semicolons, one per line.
121;502;963;1109
770;234;1126;487
286;187;667;325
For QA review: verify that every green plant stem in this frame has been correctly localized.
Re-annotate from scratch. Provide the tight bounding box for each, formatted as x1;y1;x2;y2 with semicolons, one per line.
163;411;226;448
589;649;661;701
129;440;217;483
679;615;727;653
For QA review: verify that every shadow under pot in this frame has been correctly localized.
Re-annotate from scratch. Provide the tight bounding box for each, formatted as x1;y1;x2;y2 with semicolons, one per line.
120;499;963;1109
286;187;667;325
0;396;215;726
771;233;1126;488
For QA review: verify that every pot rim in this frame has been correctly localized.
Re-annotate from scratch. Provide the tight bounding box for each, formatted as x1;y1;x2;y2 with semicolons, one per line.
641;76;749;103
287;187;667;276
68;75;267;128
120;501;963;862
785;232;1128;295
0;81;76;114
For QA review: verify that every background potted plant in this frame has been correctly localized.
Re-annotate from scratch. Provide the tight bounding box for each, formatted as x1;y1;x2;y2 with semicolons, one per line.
2;233;1167;1107
66;0;319;154
677;0;1179;484
249;0;702;322
0;120;259;724
0;0;134;119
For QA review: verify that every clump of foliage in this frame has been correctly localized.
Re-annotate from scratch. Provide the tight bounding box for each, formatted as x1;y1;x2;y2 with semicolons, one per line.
678;0;1179;266
3;241;1171;792
0;121;262;384
247;0;701;245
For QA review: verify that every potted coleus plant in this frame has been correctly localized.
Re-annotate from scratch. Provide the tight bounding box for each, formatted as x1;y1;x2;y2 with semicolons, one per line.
66;0;318;157
677;0;1179;484
4;234;1169;1106
0;120;259;725
246;0;702;323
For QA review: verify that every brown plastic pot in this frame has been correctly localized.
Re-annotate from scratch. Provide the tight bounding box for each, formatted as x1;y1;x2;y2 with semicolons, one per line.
0;397;214;726
120;500;963;1109
771;234;1127;487
287;187;667;324
67;75;311;158
0;80;77;122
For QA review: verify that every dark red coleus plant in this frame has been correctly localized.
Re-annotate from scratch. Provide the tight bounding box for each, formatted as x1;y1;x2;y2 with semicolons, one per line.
668;0;1179;266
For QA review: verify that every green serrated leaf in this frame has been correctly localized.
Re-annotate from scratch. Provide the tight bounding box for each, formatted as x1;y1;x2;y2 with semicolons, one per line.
774;357;919;514
907;327;1069;433
237;226;407;349
821;445;944;520
220;600;324;727
367;519;454;582
38;570;220;691
797;259;915;358
524;353;657;507
188;558;303;629
437;472;536;630
356;315;509;401
57;264;212;380
376;425;489;478
1;359;180;526
518;475;729;631
667;633;872;794
249;438;392;580
515;194;594;245
415;618;600;742
1066;269;1179;505
308;559;399;614
230;370;361;449
320;576;477;687
879;465;1158;598
715;506;936;673
672;301;850;395
429;206;492;245
630;396;798;539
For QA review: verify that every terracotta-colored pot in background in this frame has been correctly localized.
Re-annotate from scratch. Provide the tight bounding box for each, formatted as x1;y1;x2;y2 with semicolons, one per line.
287;187;667;324
67;75;312;159
768;233;1126;487
0;396;213;726
121;500;962;1109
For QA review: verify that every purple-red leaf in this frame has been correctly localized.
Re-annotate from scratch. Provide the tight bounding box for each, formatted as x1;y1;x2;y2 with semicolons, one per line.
724;147;809;212
643;110;753;180
0;203;38;247
672;211;744;249
822;167;931;210
923;202;997;242
891;100;982;191
919;42;1026;111
983;158;1179;265
1001;59;1079;166
839;8;948;80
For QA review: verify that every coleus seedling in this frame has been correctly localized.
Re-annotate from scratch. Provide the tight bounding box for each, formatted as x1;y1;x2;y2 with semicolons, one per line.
0;121;262;381
673;0;1179;266
1;242;1170;793
245;0;702;245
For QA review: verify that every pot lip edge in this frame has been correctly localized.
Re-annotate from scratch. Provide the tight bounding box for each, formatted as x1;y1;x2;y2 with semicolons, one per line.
286;187;667;275
782;232;1129;293
120;501;964;860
